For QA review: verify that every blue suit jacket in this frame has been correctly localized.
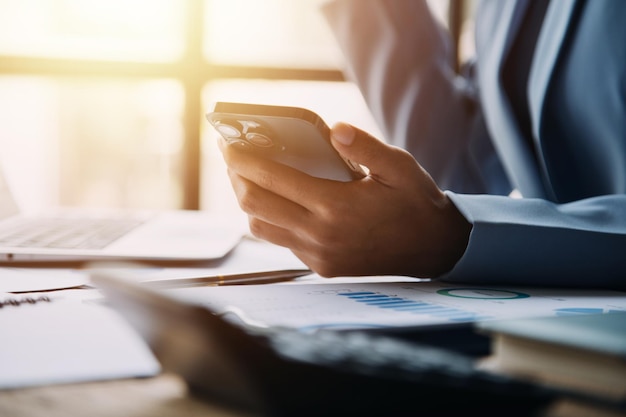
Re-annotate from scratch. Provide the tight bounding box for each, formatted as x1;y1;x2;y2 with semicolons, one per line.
323;0;626;288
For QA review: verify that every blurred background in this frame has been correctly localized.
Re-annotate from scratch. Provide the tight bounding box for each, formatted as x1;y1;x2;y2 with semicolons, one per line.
0;0;476;217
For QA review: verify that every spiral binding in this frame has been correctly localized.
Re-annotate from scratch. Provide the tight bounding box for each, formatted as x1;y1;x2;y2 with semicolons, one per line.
0;295;51;308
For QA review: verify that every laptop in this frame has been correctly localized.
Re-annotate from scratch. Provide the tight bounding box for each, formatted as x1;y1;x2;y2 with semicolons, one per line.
0;168;245;263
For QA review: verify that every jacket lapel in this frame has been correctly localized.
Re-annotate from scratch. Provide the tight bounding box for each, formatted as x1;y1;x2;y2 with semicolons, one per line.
528;0;578;197
478;0;546;198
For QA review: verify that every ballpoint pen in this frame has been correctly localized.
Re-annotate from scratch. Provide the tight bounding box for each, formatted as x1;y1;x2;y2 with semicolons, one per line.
141;269;312;289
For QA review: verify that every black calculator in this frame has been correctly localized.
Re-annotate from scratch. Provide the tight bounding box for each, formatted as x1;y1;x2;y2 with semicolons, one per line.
92;270;568;417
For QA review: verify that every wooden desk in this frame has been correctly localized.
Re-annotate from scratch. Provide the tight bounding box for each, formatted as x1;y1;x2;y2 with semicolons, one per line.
0;373;253;417
1;372;624;417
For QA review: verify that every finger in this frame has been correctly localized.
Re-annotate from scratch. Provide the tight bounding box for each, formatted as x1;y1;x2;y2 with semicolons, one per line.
220;140;342;208
228;170;313;231
330;122;421;187
246;216;306;254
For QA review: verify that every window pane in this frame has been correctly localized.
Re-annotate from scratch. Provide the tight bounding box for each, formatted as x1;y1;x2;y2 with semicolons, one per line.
0;0;185;61
200;79;382;214
204;0;344;69
0;76;185;211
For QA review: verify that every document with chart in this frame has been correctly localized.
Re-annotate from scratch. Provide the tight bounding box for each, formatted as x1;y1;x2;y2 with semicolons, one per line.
169;280;626;332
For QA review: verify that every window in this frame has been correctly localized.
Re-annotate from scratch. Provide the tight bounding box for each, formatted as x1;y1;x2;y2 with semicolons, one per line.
0;0;188;211
0;0;463;214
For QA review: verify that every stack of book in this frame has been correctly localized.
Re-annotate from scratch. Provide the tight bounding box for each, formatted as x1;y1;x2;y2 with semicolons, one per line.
476;311;626;416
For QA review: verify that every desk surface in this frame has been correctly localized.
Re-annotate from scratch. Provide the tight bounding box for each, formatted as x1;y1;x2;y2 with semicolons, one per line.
0;373;253;417
2;373;624;417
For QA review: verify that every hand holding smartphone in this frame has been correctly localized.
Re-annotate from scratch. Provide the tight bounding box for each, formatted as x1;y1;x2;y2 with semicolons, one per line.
206;102;365;182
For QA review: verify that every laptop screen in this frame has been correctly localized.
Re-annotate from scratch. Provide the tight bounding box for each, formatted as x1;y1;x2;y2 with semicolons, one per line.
0;168;20;220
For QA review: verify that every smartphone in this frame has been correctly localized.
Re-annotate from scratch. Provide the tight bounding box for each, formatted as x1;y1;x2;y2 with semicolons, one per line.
206;102;365;182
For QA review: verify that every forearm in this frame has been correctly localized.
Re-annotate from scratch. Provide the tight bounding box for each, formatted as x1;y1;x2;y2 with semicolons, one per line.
322;0;461;143
443;192;626;289
322;0;510;195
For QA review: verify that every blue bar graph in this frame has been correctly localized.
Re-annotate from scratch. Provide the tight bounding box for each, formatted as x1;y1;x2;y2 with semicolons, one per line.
337;292;490;322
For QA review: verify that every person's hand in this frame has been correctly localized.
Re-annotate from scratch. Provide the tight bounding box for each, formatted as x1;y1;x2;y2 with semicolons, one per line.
218;122;471;278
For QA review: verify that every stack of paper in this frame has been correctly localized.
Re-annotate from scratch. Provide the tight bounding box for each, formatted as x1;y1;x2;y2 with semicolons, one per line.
0;295;160;389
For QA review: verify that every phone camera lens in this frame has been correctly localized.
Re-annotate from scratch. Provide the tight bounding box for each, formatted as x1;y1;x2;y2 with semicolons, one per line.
245;132;273;147
227;138;252;149
215;122;241;138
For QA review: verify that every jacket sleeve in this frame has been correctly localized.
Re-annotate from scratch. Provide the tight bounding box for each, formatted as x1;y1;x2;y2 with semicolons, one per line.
321;0;511;195
445;192;626;289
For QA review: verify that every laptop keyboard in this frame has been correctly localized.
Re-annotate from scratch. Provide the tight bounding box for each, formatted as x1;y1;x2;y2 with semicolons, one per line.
0;216;145;250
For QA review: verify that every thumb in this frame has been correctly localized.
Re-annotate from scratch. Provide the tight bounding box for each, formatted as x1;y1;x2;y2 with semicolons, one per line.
330;122;414;185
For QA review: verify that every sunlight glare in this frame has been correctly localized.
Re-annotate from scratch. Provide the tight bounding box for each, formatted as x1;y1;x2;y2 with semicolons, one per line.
204;0;343;68
0;0;184;61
